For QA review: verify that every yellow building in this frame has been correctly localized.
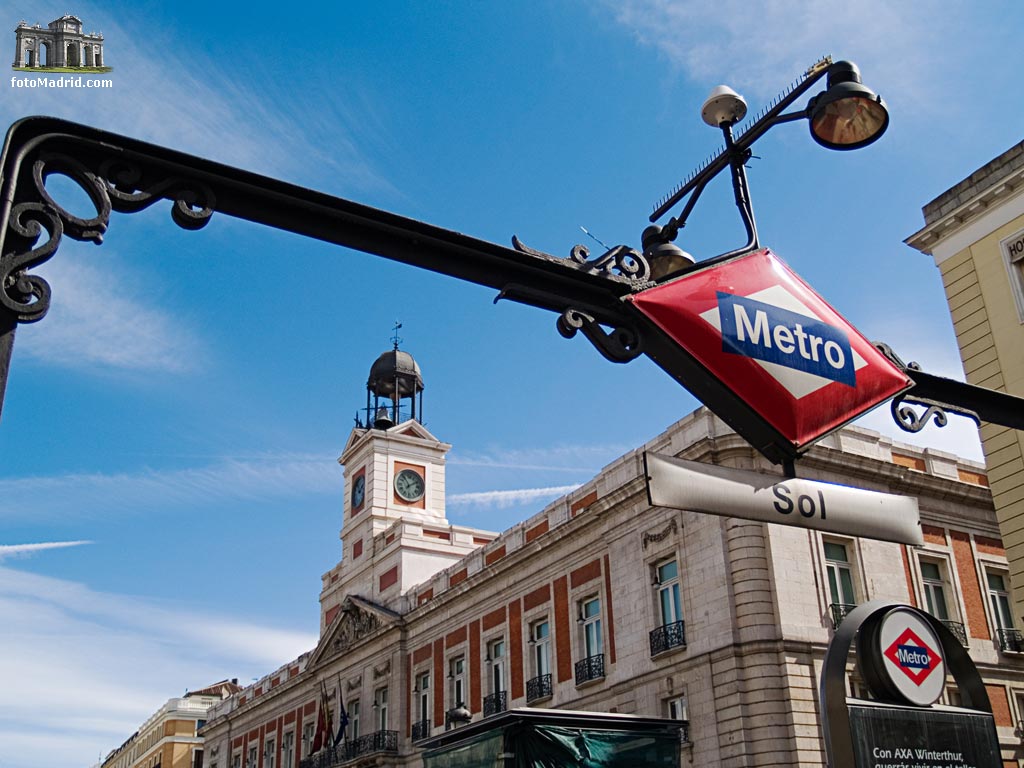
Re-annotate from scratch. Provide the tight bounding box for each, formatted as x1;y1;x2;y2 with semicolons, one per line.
906;140;1024;632
101;680;242;768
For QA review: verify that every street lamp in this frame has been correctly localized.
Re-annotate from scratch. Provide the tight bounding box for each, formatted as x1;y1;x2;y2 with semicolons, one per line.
644;57;889;282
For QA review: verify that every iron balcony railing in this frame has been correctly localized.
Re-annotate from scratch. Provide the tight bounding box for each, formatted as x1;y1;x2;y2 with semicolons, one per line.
649;620;686;656
829;603;857;629
341;730;398;760
526;673;553;703
298;748;341;768
574;653;605;685
678;721;691;744
483;690;508;717
941;619;969;647
998;628;1024;653
411;719;431;742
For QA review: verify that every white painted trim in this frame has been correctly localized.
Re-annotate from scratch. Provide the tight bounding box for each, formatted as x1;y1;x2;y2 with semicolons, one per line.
930;191;1024;266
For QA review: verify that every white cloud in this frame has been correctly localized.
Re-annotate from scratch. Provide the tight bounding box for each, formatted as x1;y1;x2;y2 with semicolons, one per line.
447;484;580;508
0;566;315;768
606;0;955;105
18;257;202;373
0;540;91;560
0;452;339;521
449;443;631;473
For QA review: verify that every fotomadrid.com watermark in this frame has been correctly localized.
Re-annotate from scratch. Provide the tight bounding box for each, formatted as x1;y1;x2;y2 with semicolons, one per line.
10;74;112;88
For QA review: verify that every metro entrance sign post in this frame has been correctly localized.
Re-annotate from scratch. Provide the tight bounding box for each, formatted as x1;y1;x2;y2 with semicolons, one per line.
629;248;912;455
2;57;1024;469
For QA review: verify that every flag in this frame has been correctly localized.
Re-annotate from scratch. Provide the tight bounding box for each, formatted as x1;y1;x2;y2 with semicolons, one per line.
334;695;349;747
311;682;331;753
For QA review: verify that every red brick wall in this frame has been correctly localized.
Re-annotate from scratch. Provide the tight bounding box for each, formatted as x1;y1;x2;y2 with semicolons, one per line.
570;490;598;517
509;598;524;699
353;539;362;558
523;584;550;611
432;639;444;727
951;530;990;640
485;546;506;566
554;576;572;683
986;684;1012;726
446;626;467;648
469;620;481;714
413;643;432;665
525;520;549;543
922;525;946;545
976;536;1005;556
482;606;506;631
324;605;340;627
450;568;467;587
570;559;601;588
379;565;398;591
417;588;433;605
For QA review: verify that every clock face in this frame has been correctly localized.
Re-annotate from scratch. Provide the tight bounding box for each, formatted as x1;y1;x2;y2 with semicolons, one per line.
351;474;365;509
394;468;425;502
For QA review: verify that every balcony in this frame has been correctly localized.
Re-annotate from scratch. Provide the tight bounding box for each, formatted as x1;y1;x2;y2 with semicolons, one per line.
998;628;1024;653
574;654;604;685
483;690;508;717
298;749;341;768
526;673;552;703
940;619;968;647
678;721;691;744
336;731;397;761
829;603;857;628
411;719;431;742
649;620;686;656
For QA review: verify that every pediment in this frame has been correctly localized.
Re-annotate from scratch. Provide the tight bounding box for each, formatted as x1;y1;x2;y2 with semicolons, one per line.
308;595;403;669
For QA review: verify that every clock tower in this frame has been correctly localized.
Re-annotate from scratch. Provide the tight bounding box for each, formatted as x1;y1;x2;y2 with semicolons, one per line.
318;342;497;634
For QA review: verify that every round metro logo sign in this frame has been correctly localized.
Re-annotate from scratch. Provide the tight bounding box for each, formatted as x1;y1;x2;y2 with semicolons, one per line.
874;608;945;706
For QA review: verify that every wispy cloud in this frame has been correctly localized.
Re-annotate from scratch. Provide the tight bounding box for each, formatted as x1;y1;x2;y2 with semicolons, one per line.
605;0;958;105
0;566;315;768
448;484;580;509
3;3;388;186
19;258;202;374
449;443;631;473
0;453;338;521
0;540;91;560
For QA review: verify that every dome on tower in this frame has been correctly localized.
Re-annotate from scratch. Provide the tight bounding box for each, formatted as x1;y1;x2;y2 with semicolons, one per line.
367;348;424;399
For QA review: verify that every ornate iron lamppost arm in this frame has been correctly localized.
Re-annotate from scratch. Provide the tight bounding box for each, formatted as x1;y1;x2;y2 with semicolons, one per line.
0;116;652;418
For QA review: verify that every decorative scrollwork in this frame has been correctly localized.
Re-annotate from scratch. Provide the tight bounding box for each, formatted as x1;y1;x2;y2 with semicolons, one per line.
512;235;651;283
642;519;678;549
1;144;217;326
891;398;948;433
557;308;642;363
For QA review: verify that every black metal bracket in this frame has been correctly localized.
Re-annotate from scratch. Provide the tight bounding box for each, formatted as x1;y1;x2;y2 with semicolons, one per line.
2;116;1023;468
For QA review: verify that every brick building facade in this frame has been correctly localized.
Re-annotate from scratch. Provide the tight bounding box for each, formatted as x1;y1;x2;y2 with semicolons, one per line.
199;375;1024;767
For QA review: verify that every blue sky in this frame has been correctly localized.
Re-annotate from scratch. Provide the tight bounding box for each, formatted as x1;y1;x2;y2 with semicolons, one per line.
2;2;1023;766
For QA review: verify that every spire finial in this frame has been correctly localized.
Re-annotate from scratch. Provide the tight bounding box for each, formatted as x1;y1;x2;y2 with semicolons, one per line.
391;321;403;351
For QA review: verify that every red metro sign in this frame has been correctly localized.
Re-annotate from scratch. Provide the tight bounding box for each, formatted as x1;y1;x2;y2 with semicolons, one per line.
628;249;911;459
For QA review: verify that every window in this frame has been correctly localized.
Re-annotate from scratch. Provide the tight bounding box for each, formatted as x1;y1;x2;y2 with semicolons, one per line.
920;560;950;621
656;559;683;626
489;639;506;693
350;701;360;740
988;572;1014;631
532;620;551;676
450;656;465;707
825;542;856;605
374;687;388;731
666;694;688;721
231;753;240;768
301;721;315;758
246;746;256;768
281;732;294;768
263;738;275;768
416;672;430;722
581;597;602;658
999;227;1024;323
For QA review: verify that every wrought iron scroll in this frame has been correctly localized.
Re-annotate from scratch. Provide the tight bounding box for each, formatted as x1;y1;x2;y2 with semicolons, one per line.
1;142;214;328
512;235;652;285
557;308;643;363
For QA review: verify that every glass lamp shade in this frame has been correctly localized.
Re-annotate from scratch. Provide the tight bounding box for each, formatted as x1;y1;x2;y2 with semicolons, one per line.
809;83;889;150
